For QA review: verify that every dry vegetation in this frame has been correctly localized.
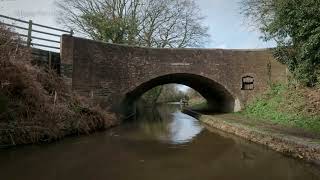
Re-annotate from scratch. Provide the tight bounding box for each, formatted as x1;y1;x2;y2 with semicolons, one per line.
0;26;118;146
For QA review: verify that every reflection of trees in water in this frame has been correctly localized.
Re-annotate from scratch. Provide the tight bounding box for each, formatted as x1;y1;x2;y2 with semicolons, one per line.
136;105;180;141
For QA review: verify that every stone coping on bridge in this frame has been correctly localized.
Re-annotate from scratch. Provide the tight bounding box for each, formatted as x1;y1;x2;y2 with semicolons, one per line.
61;34;273;52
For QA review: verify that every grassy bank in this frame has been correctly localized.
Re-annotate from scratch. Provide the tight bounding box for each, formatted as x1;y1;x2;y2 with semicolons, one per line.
241;84;320;133
200;114;320;164
0;27;118;146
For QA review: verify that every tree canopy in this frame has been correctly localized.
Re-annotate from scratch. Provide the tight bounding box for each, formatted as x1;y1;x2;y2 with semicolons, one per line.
55;0;210;48
241;0;320;86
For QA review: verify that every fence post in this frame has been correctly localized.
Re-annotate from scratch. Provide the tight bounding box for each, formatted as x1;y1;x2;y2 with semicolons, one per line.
27;20;32;47
48;51;52;69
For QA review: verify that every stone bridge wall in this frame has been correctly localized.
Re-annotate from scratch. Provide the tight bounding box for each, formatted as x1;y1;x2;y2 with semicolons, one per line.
61;35;287;113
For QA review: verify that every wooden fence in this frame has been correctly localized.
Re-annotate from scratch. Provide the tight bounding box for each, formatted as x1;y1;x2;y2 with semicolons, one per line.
0;14;73;52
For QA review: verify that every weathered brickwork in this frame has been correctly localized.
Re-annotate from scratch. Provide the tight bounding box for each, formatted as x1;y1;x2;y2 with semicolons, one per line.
31;48;61;74
61;35;287;114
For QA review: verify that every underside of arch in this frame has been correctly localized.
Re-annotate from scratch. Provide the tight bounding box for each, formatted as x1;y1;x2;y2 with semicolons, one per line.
122;73;237;114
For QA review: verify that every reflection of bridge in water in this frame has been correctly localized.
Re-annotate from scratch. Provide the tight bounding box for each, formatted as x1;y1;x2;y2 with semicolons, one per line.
1;103;317;180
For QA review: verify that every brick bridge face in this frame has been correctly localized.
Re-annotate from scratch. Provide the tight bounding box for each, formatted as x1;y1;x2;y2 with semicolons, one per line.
61;35;287;114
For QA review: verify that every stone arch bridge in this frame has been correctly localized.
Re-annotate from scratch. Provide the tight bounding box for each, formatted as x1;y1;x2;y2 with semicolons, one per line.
60;35;287;114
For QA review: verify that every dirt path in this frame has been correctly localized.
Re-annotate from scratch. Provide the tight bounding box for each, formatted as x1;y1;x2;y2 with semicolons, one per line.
197;113;320;165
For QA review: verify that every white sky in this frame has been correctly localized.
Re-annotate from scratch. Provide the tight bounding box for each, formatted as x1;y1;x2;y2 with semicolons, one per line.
0;0;275;49
0;0;276;92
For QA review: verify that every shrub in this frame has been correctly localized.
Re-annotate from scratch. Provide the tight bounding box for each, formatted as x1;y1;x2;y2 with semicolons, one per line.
0;26;118;145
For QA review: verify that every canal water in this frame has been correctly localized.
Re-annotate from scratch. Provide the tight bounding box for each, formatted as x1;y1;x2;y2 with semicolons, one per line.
1;104;320;180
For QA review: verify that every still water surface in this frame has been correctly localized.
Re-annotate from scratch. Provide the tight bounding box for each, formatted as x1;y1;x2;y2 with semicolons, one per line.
1;104;320;180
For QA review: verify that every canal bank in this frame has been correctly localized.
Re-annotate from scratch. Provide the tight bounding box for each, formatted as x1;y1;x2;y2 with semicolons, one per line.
184;83;320;165
189;111;320;165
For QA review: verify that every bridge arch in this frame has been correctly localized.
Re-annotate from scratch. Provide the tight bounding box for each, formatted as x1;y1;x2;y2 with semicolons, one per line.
122;73;241;114
61;36;288;115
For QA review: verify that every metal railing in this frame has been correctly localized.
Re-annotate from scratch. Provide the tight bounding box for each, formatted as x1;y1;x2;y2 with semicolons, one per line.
0;14;73;52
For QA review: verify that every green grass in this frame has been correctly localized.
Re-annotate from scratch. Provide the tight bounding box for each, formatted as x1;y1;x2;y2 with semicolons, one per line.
241;84;320;133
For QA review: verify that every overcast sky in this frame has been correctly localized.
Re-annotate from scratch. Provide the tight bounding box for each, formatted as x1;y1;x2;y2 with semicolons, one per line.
0;0;275;49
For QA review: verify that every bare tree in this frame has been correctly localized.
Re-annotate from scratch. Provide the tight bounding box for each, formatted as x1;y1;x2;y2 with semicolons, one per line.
55;0;210;48
156;84;185;103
